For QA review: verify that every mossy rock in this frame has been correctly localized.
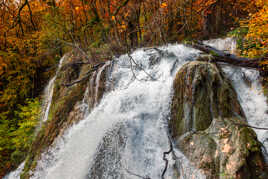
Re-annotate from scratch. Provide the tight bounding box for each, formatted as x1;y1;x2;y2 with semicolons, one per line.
170;61;244;138
170;61;268;178
262;80;268;107
21;55;110;178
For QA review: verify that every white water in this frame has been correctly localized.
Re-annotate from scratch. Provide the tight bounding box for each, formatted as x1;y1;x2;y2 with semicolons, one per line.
206;38;268;159
5;38;268;179
41;56;66;122
3;162;25;179
223;66;268;158
94;61;111;105
28;44;202;179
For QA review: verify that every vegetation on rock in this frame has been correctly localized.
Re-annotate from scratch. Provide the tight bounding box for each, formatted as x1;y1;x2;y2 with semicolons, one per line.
170;61;267;178
0;0;267;177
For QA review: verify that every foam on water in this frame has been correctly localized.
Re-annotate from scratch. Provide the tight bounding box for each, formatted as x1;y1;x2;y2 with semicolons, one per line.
206;38;268;158
42;56;66;122
5;38;268;179
28;44;201;179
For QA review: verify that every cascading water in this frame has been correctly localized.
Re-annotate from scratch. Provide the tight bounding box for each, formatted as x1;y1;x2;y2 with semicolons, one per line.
222;65;268;160
41;55;66;122
5;38;268;179
3;55;67;179
205;38;268;160
94;61;111;106
27;44;204;179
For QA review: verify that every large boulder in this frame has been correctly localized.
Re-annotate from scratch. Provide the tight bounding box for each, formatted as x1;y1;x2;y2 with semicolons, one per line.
170;61;267;178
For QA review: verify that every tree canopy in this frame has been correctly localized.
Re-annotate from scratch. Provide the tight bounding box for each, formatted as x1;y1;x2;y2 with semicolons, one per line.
0;0;267;177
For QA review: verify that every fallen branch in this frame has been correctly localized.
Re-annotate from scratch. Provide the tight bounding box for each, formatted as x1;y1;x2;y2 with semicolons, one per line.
125;168;150;179
161;135;173;179
231;121;268;131
127;53;156;81
63;62;105;87
186;41;268;69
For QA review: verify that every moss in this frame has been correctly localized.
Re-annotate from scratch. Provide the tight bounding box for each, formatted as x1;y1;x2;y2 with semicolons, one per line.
193;81;213;131
239;127;260;153
21;56;110;178
262;80;268;106
170;61;267;179
21;57;89;178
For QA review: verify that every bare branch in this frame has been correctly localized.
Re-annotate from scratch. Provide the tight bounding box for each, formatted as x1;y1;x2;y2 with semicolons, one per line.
127;53;156;81
62;62;105;87
26;0;36;30
230;121;268;131
125;168;150;179
113;0;131;17
186;41;268;69
161;135;173;179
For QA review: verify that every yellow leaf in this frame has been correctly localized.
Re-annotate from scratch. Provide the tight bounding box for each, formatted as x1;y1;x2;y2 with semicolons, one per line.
161;2;167;8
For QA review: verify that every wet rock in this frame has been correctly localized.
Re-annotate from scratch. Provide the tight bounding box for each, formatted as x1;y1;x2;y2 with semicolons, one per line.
21;54;111;178
170;61;268;178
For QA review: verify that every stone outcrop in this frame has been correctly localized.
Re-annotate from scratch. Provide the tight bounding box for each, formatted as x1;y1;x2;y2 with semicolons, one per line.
21;54;110;178
170;61;267;178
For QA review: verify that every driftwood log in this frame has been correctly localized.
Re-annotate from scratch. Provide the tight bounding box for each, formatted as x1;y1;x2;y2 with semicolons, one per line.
187;41;268;71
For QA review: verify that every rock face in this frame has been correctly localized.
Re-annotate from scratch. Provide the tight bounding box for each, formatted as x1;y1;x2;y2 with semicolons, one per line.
170;61;267;179
21;54;110;178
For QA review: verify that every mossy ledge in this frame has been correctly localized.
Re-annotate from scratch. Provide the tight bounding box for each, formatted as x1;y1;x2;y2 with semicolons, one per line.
20;55;110;178
169;61;268;178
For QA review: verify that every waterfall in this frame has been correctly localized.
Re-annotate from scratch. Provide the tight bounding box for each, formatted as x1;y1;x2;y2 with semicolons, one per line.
3;162;25;179
206;38;268;160
94;61;111;106
5;38;268;178
41;55;66;122
222;66;268;160
28;44;202;179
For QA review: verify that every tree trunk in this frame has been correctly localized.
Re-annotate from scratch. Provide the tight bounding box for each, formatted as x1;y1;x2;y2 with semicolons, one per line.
187;41;268;70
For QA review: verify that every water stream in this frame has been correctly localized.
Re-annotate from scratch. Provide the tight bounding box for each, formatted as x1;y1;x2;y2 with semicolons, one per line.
5;38;268;179
41;56;66;122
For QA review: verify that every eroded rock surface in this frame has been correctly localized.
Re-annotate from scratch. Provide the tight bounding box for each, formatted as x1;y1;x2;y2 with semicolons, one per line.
170;61;267;179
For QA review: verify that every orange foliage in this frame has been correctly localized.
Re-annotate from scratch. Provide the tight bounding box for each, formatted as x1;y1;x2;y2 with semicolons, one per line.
0;0;267;177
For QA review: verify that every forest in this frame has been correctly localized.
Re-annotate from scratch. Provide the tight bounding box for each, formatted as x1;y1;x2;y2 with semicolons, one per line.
0;0;267;177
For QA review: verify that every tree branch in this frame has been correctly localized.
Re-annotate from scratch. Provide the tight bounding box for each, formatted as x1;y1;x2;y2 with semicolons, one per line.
26;0;36;30
230;121;268;131
62;62;105;87
125;168;150;179
186;41;268;69
161;135;173;179
127;53;156;81
113;0;131;17
57;39;93;63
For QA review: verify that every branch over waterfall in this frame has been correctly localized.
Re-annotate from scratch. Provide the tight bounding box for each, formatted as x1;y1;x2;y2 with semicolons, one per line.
186;41;268;70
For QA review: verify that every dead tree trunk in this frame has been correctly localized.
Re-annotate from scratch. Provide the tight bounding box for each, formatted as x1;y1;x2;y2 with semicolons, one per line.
187;41;268;71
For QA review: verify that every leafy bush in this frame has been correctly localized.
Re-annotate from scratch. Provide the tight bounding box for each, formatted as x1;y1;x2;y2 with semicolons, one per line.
0;98;40;177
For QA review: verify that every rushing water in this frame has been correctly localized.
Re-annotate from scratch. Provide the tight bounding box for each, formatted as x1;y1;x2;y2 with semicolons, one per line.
205;38;268;160
5;38;268;179
41;56;66;122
